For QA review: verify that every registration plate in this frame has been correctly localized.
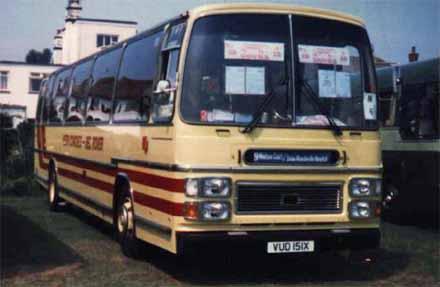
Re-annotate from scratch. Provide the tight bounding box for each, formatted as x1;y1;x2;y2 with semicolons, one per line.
267;240;315;254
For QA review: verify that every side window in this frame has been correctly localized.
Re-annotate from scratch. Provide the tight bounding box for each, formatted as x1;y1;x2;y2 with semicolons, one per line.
66;60;94;123
49;68;72;123
42;76;55;123
114;32;163;122
152;23;186;123
379;91;397;127
399;82;439;139
166;50;179;88
86;48;122;123
36;80;47;124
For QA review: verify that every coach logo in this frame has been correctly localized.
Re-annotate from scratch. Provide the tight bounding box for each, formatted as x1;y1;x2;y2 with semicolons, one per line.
142;136;149;154
281;194;299;206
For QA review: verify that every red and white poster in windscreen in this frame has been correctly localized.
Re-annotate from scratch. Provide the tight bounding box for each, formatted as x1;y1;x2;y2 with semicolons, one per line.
224;40;285;62
298;45;350;66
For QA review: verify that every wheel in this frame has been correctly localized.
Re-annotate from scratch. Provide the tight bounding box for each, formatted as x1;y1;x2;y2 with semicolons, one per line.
48;167;61;212
116;193;141;258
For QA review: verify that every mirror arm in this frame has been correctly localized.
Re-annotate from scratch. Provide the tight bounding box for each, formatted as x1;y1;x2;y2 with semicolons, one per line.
153;87;176;94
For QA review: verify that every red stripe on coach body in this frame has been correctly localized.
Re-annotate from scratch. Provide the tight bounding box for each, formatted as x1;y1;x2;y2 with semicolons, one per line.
133;191;183;217
56;167;183;216
57;167;113;194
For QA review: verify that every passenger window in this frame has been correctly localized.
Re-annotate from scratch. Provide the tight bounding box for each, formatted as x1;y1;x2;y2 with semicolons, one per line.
379;92;397;127
152;23;186;123
87;48;122;123
66;60;93;123
164;22;186;50
42;76;55;123
166;50;179;88
49;68;72;123
399;83;439;139
114;32;163;122
36;80;47;124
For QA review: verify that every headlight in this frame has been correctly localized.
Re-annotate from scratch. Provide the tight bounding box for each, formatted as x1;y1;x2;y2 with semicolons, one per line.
200;202;230;221
349;178;382;197
349;200;381;219
183;201;231;221
185;178;231;197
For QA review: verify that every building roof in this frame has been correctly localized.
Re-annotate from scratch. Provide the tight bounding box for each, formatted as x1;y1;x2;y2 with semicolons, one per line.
0;104;26;110
374;56;396;67
0;60;63;67
74;17;137;25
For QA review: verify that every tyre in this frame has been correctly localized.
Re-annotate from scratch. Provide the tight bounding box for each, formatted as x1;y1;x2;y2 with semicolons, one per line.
48;167;61;212
116;193;141;258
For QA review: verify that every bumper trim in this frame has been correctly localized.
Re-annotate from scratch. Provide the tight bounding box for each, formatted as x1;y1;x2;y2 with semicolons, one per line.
177;228;380;254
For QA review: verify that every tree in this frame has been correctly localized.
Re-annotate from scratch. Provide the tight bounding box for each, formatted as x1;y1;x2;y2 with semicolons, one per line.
25;48;52;64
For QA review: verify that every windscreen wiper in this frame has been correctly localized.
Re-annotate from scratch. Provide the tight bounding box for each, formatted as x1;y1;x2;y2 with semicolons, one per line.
240;91;275;134
299;81;343;137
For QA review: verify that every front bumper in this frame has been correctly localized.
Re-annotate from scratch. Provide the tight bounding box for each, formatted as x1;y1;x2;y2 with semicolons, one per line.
176;228;380;255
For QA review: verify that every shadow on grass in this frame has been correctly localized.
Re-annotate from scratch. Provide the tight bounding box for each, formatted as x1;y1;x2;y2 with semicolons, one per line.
382;211;439;232
56;204;412;285
0;205;82;279
139;240;409;285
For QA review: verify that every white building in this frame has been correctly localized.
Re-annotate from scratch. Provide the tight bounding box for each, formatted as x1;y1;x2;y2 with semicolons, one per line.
0;0;138;122
0;61;62;120
53;0;137;65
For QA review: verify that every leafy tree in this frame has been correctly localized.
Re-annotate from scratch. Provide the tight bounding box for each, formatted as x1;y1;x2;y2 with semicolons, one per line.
25;48;52;64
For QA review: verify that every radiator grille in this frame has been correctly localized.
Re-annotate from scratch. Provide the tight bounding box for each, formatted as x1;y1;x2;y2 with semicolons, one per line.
236;182;342;214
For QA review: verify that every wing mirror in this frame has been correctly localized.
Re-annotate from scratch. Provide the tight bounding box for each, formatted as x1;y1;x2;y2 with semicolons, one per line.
154;80;175;94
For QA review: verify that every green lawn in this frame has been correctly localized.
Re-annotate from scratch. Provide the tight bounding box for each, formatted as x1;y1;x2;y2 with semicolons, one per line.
1;193;439;287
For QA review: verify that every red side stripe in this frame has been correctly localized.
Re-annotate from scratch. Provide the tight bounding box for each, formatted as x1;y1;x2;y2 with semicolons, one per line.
134;191;183;216
57;168;183;216
119;167;184;193
36;127;185;216
55;154;116;177
58;168;113;194
39;152;184;194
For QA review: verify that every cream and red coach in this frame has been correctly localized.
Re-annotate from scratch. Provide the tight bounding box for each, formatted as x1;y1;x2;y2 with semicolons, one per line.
35;4;382;256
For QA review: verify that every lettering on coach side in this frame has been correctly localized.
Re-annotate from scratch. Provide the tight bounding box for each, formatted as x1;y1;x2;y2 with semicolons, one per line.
62;135;104;151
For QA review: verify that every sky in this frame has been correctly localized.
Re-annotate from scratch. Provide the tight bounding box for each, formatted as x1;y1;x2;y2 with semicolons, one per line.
0;0;439;64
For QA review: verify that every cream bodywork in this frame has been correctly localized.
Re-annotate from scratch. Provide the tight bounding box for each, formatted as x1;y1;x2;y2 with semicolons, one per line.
35;4;380;254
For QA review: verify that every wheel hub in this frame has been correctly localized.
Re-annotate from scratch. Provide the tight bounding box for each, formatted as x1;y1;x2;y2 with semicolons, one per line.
49;182;55;203
118;200;133;233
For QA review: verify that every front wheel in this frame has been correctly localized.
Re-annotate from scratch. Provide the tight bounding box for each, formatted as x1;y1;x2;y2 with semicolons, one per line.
116;193;141;258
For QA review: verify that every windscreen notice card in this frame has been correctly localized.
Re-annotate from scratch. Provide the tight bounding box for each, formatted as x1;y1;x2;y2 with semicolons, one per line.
225;66;265;95
298;45;350;66
224;40;284;62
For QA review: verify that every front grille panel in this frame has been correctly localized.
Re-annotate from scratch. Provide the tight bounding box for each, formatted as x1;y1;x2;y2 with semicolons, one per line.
236;182;342;214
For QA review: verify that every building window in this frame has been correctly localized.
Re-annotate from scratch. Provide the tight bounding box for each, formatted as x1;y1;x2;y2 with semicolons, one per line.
29;73;47;93
97;34;119;48
0;71;9;91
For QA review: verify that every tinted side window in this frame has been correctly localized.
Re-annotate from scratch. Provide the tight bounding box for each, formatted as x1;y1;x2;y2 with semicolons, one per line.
67;60;93;123
165;23;185;49
42;76;56;123
87;48;122;122
49;68;72;123
36;80;47;123
152;23;186;123
399;82;439;139
113;32;163;122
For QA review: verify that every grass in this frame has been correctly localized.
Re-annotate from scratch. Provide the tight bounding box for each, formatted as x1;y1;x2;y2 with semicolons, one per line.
1;191;439;287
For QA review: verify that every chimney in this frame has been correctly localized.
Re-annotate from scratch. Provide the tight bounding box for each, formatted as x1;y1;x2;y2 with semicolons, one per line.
408;46;419;62
66;0;82;22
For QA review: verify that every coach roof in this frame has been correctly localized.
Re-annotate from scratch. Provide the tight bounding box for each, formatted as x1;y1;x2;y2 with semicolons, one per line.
188;3;365;28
